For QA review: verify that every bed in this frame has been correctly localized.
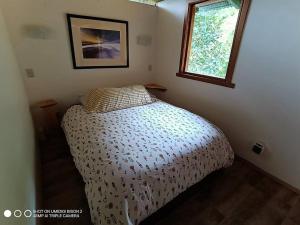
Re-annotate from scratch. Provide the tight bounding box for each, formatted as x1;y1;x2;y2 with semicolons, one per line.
62;100;234;225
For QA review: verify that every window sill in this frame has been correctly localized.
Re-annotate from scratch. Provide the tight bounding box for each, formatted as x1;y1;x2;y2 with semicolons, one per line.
176;72;235;88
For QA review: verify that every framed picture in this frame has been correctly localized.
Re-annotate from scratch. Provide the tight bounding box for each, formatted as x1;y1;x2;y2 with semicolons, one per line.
67;14;129;69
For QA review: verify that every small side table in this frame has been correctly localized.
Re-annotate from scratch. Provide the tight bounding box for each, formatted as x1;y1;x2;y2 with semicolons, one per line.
36;99;59;138
144;83;167;91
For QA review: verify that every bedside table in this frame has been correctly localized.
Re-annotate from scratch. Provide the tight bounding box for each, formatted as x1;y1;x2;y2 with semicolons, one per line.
36;99;59;138
144;83;167;91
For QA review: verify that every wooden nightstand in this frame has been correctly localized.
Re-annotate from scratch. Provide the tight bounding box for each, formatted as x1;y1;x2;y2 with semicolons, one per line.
36;99;59;138
144;83;167;91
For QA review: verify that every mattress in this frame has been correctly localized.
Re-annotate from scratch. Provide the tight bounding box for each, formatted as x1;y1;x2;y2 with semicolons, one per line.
62;101;234;225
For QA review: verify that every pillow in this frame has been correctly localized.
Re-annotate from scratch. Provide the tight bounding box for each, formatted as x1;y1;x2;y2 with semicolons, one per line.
84;85;153;113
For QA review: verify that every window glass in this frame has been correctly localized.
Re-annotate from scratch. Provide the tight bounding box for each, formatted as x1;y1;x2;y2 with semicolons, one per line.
187;1;240;78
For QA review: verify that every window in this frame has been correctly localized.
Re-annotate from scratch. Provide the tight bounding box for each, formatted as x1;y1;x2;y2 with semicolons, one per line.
129;0;163;6
177;0;250;88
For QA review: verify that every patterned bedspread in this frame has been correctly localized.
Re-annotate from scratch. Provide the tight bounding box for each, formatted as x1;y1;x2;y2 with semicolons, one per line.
62;101;234;225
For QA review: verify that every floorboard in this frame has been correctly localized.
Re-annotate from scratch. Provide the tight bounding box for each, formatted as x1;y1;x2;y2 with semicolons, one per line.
40;131;299;225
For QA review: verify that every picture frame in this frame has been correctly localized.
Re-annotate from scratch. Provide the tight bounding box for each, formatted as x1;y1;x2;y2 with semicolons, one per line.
66;14;129;69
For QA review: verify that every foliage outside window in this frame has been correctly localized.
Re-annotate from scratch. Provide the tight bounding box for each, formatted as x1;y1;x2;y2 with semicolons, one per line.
187;2;239;78
177;0;251;88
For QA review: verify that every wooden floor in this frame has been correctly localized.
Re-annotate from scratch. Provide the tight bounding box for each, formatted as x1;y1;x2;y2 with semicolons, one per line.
40;131;300;225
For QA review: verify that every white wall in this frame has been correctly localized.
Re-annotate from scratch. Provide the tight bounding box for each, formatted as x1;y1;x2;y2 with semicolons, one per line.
0;7;36;225
154;0;300;189
0;0;157;106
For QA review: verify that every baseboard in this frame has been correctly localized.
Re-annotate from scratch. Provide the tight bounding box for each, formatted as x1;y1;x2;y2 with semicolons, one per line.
237;155;300;195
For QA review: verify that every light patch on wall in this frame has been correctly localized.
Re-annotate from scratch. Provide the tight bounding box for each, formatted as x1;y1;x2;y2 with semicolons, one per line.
156;0;184;22
21;24;54;39
129;0;163;6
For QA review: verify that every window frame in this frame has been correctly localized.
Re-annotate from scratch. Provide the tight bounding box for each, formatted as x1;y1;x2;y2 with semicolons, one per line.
176;0;251;88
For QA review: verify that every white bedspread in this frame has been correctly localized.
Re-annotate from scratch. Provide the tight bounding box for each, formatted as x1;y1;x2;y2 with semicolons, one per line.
62;101;234;225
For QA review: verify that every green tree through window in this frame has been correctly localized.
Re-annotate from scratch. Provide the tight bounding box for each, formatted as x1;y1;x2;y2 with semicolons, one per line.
187;2;239;78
